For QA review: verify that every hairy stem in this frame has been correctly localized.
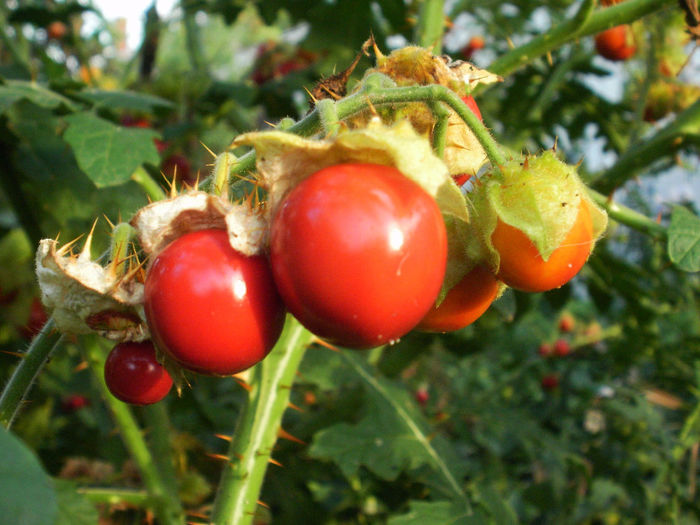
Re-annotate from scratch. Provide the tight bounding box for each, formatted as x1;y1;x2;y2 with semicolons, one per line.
0;320;63;428
588;188;667;241
131;166;166;202
210;317;313;525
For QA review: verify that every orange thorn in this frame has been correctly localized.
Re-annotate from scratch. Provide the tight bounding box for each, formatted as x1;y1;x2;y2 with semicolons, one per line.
206;453;231;462
200;141;216;159
268;458;283;467
310;337;341;352
287;402;304;412
214;433;232;442
234;377;252;392
278;428;306;445
0;350;24;358
73;360;89;372
257;500;270;509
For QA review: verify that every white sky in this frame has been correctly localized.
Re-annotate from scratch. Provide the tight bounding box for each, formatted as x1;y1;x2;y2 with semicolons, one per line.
90;0;178;50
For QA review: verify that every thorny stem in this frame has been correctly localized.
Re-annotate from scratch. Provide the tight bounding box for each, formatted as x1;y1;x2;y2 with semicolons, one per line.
593;99;700;194
78;487;151;506
131;165;166;202
82;336;185;525
109;222;136;277
429;101;450;159
486;0;675;79
211;317;314;525
588;188;667;241
0;320;64;428
316;98;342;137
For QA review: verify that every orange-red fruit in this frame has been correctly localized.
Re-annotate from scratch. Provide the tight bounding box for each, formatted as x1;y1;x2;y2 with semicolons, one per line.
491;201;594;293
553;339;570;357
538;343;553;357
595;25;636;62
47;21;68;40
417;265;500;332
461;95;483;122
461;36;485;59
558;314;575;333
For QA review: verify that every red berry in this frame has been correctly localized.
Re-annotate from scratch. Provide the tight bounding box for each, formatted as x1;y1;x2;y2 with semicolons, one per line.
61;395;90;414
461;95;483;122
415;389;429;406
558;314;575;333
553;339;570;357
541;374;559;391
595;25;636;62
104;341;173;405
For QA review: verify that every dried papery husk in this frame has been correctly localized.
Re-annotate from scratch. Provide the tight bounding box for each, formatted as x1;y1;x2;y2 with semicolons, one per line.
234;118;473;298
130;190;267;257
35;236;147;341
353;44;502;177
471;151;608;270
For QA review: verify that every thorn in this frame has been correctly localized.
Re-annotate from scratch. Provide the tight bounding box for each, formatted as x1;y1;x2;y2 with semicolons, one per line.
552;136;558;153
268;458;283;467
263;120;276;128
287;402;304;412
278;428;306;445
200;141;216;159
73;360;89;372
303;86;318;104
310;337;341;352
81;219;97;260
234;377;252;392
0;350;24;358
214;433;232;442
257;500;270;509
206;453;231;462
103;215;115;229
56;234;84;257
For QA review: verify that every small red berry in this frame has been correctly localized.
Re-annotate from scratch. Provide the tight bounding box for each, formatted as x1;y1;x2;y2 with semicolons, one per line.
595;25;636;62
558;314;575;333
538;343;553;357
415;388;429;406
104;341;173;405
541;374;559;391
553;339;570;357
60;395;90;414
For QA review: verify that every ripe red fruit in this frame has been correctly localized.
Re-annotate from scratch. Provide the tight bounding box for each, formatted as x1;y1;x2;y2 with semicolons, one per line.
553;339;570;357
104;341;172;405
270;163;447;349
558;314;575;333
416;265;500;332
461;95;483;122
491;201;594;292
541;374;559;391
595;25;636;61
47;21;68;40
415;388;429;406
60;394;90;414
461;36;485;59
145;229;286;375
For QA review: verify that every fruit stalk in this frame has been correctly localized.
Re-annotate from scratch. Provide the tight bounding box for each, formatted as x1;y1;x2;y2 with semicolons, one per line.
131;165;166;202
210;317;313;525
82;335;185;525
587;189;667;240
0;319;64;428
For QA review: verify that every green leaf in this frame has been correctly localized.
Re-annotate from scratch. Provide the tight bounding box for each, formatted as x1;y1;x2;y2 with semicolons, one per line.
63;112;160;187
668;206;700;272
388;500;484;525
77;89;175;112
0;427;57;525
309;351;467;500
53;480;99;525
0;80;77;114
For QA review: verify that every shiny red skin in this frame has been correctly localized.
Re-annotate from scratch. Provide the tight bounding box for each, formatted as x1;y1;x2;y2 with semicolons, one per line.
270;163;447;349
595;26;636;62
104;341;172;405
145;229;286;375
461;95;483;122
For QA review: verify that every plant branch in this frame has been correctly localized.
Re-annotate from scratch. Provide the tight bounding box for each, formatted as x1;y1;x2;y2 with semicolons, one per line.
0;320;64;428
487;0;676;79
415;0;446;53
210;317;313;525
587;188;667;241
131;166;166;202
593;98;700;194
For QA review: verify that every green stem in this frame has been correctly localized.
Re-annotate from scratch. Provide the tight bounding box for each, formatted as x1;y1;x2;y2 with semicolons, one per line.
415;0;446;53
82;336;185;525
109;222;136;277
316;99;341;137
210;317;313;525
131;165;166;202
588;188;667;241
593;98;700;194
182;2;207;75
142;402;180;498
0;320;63;428
77;487;151;506
429;101;450;158
487;0;675;78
